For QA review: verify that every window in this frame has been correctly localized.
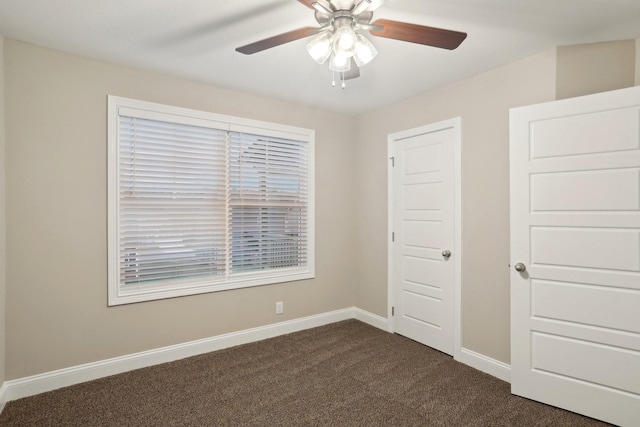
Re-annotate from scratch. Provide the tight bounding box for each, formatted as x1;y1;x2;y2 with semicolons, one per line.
108;96;314;305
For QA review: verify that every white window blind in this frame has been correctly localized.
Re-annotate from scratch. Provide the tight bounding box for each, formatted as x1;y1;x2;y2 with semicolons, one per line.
118;116;228;288
229;132;309;274
108;97;314;305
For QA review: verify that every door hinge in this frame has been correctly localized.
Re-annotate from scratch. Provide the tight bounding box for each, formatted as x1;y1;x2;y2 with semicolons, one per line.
392;232;395;242
390;156;395;167
392;306;395;316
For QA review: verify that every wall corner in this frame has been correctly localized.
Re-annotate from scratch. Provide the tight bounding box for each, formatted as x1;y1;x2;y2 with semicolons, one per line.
0;33;7;389
635;37;640;86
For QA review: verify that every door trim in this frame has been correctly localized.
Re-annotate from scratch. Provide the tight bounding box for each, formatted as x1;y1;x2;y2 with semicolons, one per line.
387;117;463;360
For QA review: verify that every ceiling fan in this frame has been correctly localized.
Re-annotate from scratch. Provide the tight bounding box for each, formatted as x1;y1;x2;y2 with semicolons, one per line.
236;0;467;87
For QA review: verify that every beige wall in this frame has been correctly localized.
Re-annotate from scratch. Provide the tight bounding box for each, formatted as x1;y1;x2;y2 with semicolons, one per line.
556;40;636;100
4;39;357;379
0;34;6;385
354;50;557;363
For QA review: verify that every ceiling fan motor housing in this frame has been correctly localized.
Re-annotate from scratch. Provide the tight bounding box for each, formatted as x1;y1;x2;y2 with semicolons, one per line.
314;3;374;28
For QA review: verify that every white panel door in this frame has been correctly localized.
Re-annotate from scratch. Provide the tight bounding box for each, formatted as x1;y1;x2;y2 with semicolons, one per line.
510;85;640;427
389;119;458;356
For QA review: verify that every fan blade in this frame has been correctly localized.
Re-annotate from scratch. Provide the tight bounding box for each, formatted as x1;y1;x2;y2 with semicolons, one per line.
369;19;467;50
236;27;320;54
297;0;316;9
344;59;360;80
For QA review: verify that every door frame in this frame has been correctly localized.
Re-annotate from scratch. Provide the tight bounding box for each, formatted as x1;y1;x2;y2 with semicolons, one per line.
387;117;463;360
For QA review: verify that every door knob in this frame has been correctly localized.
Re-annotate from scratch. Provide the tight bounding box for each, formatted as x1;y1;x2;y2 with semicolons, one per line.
442;250;451;259
514;263;526;272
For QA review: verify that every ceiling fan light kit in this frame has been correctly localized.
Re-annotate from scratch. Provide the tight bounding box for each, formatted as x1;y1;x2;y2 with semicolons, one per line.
306;31;333;63
329;52;351;72
308;16;378;67
236;0;468;88
353;34;377;67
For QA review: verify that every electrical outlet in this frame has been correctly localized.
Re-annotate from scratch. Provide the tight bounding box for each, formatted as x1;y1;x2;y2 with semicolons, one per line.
276;301;284;315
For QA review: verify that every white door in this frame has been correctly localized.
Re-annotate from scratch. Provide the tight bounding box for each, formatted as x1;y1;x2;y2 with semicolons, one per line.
389;118;460;356
510;86;640;426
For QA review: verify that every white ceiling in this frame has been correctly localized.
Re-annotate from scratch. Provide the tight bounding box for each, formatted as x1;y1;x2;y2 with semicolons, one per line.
1;0;639;115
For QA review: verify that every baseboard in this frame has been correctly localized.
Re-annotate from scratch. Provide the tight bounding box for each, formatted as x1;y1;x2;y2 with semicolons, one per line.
352;307;388;330
0;383;8;414
0;307;387;406
457;347;511;383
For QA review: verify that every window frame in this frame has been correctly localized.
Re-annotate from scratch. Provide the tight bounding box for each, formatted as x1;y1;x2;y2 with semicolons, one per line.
108;96;315;306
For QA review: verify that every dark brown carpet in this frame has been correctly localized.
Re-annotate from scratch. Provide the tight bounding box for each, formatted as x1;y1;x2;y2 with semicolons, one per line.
0;320;610;426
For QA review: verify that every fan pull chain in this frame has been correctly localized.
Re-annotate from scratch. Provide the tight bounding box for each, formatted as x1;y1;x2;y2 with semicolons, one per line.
330;70;346;89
